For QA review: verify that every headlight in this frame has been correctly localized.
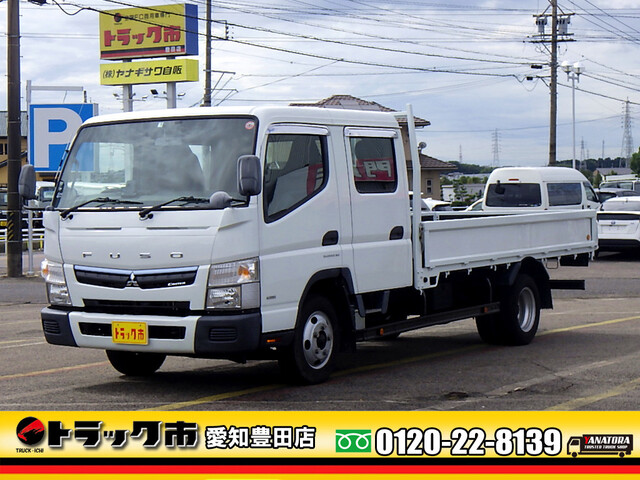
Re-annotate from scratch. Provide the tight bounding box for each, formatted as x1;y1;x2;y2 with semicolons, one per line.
206;258;260;310
41;259;71;306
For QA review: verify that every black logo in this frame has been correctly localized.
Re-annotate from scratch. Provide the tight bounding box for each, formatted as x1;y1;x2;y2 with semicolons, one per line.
16;417;45;446
567;434;633;458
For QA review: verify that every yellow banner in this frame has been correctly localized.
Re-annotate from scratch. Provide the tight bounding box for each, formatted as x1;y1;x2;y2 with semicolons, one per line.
99;4;198;60
100;59;199;86
2;411;639;460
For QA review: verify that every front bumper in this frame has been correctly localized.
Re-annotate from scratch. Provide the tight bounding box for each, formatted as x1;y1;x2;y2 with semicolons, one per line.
41;307;266;357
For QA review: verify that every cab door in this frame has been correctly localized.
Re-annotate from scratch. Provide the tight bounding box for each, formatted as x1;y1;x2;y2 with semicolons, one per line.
259;125;346;332
344;127;412;293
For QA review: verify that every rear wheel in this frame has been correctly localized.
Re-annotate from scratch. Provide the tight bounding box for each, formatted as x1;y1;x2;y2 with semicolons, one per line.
279;294;340;384
475;274;540;346
106;350;166;376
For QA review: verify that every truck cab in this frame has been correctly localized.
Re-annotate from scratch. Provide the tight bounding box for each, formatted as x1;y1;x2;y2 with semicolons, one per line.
30;106;413;383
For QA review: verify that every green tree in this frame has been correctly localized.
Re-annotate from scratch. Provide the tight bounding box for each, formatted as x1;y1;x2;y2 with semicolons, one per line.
630;147;640;176
580;169;594;185
594;171;603;187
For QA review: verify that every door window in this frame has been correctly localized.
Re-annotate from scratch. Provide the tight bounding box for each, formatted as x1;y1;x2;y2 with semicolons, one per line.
485;183;542;207
547;183;582;206
349;136;397;194
263;133;327;222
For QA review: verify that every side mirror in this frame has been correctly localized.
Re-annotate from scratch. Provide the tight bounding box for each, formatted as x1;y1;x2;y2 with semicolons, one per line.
18;164;37;201
237;155;262;197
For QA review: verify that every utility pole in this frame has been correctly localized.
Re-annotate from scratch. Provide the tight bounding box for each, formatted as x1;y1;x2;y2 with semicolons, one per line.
531;1;574;167
6;0;22;277
202;0;212;107
549;0;558;166
621;98;634;168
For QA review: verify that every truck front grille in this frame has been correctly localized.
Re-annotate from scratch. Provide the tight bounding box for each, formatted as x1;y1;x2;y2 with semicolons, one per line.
74;266;198;290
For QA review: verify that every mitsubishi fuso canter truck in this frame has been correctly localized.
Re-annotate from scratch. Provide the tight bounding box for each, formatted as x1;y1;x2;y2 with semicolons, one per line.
19;105;597;384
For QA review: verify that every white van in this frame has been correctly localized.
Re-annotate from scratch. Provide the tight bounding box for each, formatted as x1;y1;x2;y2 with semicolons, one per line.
482;167;600;212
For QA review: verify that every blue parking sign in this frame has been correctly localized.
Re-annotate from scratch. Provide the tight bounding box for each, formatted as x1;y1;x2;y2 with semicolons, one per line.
29;104;98;172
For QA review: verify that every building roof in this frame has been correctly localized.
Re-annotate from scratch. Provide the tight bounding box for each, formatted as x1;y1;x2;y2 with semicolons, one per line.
414;153;456;171
290;94;430;126
596;167;633;177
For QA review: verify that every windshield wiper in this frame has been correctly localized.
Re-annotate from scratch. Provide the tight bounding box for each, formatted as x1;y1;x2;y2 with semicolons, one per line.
139;196;210;220
60;197;143;219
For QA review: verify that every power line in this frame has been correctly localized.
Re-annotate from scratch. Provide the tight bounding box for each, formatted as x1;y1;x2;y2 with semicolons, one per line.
101;0;536;67
32;0;640;111
208;0;544;62
68;0;529;80
564;0;640;45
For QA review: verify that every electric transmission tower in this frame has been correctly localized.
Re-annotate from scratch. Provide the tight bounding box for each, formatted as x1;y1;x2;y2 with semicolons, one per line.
621;99;634;168
492;129;501;168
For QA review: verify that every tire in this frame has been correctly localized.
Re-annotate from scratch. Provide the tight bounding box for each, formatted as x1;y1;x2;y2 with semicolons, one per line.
278;294;340;385
106;350;166;376
475;274;540;346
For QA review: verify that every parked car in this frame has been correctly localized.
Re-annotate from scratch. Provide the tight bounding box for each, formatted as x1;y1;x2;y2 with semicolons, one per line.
35;182;56;208
597;196;640;252
422;197;453;211
482;167;600;211
599;179;640;193
594;188;637;203
409;192;453;211
465;199;483;211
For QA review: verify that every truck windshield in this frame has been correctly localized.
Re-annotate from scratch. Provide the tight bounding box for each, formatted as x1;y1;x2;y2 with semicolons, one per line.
485;183;542;208
53;116;257;210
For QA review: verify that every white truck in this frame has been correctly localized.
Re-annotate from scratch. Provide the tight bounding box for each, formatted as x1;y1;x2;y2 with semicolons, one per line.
19;105;597;384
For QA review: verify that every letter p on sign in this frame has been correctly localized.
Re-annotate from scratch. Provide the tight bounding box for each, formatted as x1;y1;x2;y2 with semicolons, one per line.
29;104;98;172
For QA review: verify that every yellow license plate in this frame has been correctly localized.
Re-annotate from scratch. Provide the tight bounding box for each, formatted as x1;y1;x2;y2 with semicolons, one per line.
112;321;148;345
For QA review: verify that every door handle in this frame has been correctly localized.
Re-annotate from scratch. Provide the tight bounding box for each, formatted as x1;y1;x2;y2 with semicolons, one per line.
389;226;404;240
322;230;339;246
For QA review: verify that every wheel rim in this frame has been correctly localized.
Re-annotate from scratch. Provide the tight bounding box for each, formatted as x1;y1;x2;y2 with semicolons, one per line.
517;287;537;332
301;310;334;370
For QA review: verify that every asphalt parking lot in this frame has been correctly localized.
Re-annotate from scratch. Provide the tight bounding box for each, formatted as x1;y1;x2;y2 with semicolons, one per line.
1;251;639;411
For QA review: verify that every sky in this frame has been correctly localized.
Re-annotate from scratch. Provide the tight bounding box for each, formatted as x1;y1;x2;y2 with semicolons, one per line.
1;0;639;167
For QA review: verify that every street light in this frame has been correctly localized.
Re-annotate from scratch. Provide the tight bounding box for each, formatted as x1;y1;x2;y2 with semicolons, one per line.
561;60;584;170
113;92;148;110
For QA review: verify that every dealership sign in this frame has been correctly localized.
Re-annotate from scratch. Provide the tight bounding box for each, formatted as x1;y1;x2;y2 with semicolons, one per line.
29;104;98;172
99;4;198;60
100;58;199;86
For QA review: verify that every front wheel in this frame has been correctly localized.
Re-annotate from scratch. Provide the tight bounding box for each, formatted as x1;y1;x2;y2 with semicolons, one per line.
279;295;340;384
106;350;166;376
